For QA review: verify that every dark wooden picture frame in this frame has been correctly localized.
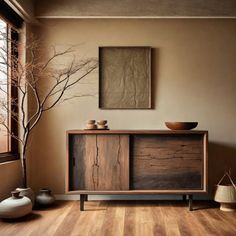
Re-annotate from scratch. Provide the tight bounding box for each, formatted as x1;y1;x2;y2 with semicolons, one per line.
99;46;152;109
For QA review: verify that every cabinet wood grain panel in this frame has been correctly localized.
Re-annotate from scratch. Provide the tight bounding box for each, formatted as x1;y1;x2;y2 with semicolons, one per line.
131;134;203;190
69;134;129;191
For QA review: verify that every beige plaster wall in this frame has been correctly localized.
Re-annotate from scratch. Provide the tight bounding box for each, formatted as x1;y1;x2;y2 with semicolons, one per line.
0;161;22;200
28;19;236;198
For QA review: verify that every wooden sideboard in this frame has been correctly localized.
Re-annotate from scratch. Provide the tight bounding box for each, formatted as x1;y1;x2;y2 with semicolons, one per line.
66;130;208;211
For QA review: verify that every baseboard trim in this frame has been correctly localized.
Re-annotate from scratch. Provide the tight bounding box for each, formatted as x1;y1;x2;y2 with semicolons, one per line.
55;194;212;201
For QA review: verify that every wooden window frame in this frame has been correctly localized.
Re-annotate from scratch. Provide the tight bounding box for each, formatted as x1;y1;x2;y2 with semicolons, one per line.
0;21;19;163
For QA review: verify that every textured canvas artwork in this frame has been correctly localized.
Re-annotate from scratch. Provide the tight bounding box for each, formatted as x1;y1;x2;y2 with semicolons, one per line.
99;47;151;109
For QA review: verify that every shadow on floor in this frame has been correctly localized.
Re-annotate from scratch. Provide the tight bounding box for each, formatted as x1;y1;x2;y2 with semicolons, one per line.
33;201;65;211
85;200;219;211
1;213;42;223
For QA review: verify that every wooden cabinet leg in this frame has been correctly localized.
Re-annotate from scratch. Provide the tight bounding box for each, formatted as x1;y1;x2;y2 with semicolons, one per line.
80;194;85;211
183;194;187;202
188;194;193;211
85;194;88;201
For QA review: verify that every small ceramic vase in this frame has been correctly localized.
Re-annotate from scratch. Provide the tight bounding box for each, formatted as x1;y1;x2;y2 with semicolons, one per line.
97;120;108;129
87;120;96;124
36;189;55;206
97;124;108;129
16;187;35;206
97;120;107;125
0;190;32;219
86;124;97;129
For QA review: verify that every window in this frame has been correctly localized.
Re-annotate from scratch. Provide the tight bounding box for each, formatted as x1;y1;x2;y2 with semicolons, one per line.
0;19;8;153
0;17;18;162
0;1;23;163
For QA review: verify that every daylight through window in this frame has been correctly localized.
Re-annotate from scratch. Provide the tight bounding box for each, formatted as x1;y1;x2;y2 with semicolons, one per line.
0;18;9;153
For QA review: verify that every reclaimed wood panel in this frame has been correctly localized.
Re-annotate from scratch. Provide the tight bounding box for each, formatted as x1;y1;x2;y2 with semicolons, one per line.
69;134;129;191
131;134;203;190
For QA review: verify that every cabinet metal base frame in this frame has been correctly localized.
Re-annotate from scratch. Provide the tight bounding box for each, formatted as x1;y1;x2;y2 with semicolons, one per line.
80;194;86;211
188;194;193;211
79;194;194;211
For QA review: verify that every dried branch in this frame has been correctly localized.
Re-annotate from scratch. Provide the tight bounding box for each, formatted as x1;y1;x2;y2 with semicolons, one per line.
0;122;24;145
0;31;98;187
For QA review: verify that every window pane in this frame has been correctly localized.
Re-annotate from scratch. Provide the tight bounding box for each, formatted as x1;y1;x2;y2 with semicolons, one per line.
0;19;9;153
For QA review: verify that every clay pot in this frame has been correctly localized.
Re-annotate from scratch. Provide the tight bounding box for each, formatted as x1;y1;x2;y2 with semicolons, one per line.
0;191;32;219
86;124;97;129
16;187;35;206
97;120;107;125
87;120;96;124
36;189;55;206
97;124;108;129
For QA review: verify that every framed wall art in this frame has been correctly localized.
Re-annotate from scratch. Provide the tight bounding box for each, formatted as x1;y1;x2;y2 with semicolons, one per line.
99;47;152;109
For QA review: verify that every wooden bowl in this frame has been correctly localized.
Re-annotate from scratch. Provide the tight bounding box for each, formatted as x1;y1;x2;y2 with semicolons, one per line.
165;122;198;130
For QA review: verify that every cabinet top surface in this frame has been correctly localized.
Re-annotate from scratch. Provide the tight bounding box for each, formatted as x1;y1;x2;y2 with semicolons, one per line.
67;129;208;134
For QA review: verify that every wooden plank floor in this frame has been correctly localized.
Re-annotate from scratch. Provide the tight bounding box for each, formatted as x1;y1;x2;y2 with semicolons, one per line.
0;200;236;236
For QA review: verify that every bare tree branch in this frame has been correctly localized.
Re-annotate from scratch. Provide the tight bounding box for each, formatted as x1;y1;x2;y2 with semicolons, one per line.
0;31;98;187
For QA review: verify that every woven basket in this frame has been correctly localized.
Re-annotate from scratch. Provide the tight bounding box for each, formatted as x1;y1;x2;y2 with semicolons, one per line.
214;172;236;211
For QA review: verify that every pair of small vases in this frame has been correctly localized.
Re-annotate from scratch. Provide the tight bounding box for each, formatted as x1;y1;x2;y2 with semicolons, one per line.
86;120;108;130
0;188;55;219
16;188;55;207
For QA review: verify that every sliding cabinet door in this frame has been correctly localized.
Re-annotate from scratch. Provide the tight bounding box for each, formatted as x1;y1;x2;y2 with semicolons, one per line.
131;134;204;190
69;134;129;191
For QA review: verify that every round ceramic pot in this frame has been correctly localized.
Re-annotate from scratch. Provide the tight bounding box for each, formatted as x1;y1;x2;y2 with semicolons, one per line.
87;120;96;124
16;187;35;206
0;191;32;219
36;189;55;206
97;120;107;125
